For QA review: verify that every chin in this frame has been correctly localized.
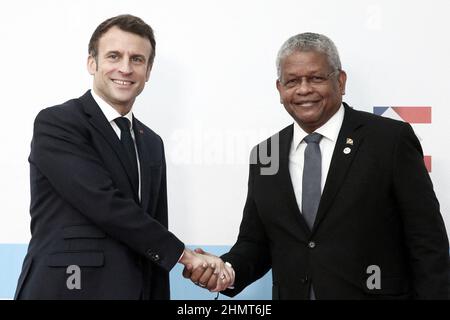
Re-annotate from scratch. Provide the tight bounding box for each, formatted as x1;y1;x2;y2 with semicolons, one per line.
112;92;133;101
294;112;321;124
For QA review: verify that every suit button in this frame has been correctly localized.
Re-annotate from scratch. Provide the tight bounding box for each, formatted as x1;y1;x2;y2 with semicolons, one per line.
300;277;309;284
147;250;160;261
308;241;316;249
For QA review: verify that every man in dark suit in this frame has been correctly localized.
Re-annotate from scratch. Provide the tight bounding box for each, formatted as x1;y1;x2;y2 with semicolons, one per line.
185;33;449;299
14;14;224;300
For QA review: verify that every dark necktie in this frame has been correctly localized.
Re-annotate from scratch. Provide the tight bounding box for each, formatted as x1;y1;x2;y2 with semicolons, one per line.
302;132;322;300
114;117;139;195
302;132;323;230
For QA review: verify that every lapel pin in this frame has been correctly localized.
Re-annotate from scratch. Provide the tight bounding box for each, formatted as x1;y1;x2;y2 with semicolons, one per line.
343;147;351;154
139;129;144;134
346;138;354;145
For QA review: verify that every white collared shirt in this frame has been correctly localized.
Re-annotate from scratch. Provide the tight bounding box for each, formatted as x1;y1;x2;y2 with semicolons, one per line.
289;104;345;212
90;89;141;201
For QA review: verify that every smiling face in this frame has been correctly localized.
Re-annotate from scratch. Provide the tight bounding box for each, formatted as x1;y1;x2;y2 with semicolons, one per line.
276;50;346;133
88;26;152;114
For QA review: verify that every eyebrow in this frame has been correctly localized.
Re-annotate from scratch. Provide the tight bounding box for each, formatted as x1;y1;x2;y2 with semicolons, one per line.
105;50;120;56
104;51;147;62
131;54;147;62
285;70;324;76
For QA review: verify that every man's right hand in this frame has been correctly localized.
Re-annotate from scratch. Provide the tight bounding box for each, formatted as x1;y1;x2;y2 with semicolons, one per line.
181;248;235;292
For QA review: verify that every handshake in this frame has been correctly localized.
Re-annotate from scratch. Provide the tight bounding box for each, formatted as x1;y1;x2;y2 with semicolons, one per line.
179;248;235;292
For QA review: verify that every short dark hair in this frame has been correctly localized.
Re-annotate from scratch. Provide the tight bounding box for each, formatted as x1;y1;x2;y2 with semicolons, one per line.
88;14;156;67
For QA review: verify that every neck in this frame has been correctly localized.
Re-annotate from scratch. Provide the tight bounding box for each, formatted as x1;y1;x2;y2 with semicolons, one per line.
92;88;134;116
112;104;133;116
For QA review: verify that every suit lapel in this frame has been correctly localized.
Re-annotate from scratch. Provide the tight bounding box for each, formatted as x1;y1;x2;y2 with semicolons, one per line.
133;118;151;211
276;125;312;237
312;103;366;232
79;91;140;201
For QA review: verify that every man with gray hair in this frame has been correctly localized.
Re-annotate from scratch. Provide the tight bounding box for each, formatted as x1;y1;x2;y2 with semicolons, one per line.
185;32;448;299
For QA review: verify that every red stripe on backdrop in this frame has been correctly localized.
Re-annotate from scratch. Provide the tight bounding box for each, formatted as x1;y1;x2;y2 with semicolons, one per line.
392;107;431;123
424;155;432;173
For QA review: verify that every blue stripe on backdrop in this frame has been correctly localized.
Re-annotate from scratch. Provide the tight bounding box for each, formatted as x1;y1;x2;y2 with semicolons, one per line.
0;244;28;299
0;244;271;300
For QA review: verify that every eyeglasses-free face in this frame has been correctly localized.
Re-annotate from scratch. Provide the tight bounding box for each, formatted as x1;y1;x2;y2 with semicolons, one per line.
88;26;153;115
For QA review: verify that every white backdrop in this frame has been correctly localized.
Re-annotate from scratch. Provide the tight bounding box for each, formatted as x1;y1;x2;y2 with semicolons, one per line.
1;0;449;249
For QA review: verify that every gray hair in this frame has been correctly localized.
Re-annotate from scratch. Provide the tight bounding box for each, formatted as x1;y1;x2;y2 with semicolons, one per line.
276;32;342;79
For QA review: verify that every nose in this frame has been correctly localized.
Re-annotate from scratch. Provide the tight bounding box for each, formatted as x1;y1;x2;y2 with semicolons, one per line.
118;59;132;75
295;78;314;95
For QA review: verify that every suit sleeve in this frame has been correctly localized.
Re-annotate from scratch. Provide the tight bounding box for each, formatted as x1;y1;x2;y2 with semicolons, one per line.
221;147;272;297
393;123;449;299
30;108;184;272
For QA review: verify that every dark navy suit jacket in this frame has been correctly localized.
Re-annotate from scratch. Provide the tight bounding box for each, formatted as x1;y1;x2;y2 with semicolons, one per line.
15;91;184;299
222;103;449;299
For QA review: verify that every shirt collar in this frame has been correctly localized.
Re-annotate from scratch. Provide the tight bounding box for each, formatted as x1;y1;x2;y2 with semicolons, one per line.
90;89;134;128
292;103;345;150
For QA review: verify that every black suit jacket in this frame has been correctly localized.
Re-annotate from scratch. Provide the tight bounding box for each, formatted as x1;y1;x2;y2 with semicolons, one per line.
222;103;449;299
15;91;184;299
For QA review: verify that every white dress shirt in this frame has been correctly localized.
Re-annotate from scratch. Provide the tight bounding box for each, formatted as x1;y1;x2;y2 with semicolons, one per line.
91;89;142;201
289;104;345;212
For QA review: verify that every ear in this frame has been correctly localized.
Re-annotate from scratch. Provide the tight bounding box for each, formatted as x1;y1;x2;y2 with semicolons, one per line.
337;70;347;95
145;64;152;82
87;55;97;75
276;79;283;104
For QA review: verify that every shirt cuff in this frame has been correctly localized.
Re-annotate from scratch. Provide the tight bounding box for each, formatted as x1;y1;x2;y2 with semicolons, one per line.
225;262;235;289
177;249;185;262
